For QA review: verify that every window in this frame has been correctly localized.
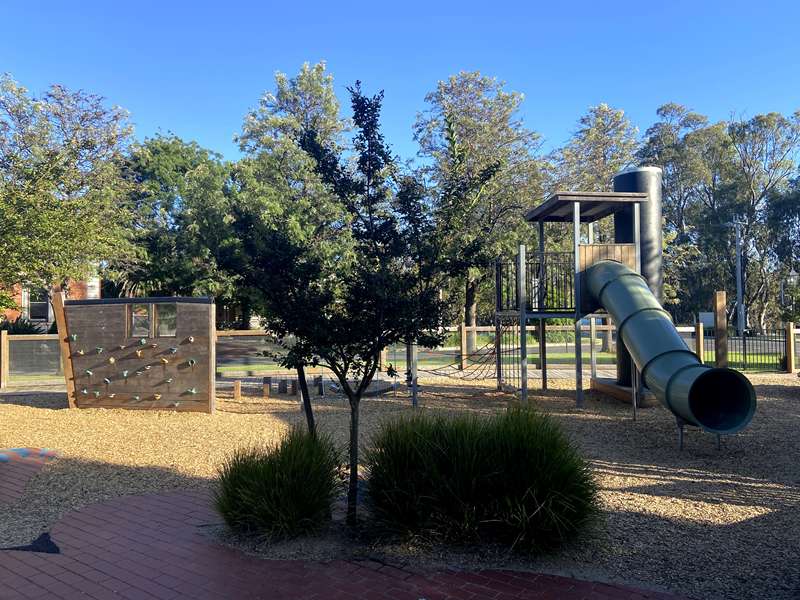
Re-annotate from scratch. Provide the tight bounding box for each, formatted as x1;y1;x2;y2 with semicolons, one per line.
130;304;151;337
155;304;177;337
28;288;49;321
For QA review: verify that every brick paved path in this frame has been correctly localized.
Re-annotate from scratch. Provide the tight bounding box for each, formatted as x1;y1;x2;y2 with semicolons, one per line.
0;448;58;505
0;490;682;600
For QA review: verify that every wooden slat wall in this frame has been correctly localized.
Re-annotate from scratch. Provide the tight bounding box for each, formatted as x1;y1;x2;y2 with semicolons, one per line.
578;243;636;272
63;301;214;413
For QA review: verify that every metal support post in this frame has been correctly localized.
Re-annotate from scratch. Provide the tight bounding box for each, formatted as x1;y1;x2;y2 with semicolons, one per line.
495;260;503;390
539;318;547;390
589;316;597;380
735;222;745;336
573;202;584;407
633;203;642;274
408;342;418;408
631;358;640;421
517;244;528;405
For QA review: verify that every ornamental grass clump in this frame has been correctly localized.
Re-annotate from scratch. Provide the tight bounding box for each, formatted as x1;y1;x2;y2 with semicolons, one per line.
215;428;339;539
366;408;599;552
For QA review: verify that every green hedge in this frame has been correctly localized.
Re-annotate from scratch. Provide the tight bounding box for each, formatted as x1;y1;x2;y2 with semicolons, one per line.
215;428;340;538
366;408;598;552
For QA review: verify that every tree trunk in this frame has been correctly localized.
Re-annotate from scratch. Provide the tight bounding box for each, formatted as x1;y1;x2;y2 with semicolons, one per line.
346;395;360;526
295;364;316;436
239;298;252;330
465;278;478;353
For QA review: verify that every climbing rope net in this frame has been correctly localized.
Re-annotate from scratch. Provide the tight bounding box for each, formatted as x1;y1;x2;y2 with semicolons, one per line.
381;321;522;384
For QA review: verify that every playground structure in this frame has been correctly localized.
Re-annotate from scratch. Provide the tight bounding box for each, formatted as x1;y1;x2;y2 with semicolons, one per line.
53;295;216;412
496;167;757;445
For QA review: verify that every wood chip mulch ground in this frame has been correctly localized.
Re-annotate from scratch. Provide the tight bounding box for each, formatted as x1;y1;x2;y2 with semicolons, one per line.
0;373;798;600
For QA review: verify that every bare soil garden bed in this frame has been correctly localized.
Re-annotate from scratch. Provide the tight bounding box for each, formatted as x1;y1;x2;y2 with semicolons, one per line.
1;373;798;600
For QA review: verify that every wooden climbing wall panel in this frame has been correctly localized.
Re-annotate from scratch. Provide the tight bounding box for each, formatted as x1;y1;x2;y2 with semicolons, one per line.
58;297;215;413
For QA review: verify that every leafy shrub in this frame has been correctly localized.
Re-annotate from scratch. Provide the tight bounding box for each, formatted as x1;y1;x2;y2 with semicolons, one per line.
0;317;44;334
366;408;599;552
215;428;340;538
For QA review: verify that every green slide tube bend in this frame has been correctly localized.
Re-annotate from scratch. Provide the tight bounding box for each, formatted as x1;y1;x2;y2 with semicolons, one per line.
586;260;756;434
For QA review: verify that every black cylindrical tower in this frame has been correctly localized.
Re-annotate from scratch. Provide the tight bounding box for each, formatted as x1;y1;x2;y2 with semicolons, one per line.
612;166;663;385
613;167;664;300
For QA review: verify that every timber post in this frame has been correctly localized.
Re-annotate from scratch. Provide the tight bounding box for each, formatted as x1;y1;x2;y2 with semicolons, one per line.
50;292;76;407
786;322;795;374
695;322;704;362
714;291;728;368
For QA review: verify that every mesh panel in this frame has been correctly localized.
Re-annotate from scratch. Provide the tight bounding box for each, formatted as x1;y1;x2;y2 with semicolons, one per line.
9;338;63;378
215;335;283;375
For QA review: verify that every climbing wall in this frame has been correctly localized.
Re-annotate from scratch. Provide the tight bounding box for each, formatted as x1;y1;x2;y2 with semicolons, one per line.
58;297;215;413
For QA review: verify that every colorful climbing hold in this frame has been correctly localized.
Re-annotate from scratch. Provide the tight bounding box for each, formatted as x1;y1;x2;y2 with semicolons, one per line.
144;365;151;370
76;349;85;356
118;344;126;350
186;388;197;395
188;336;194;343
103;377;111;385
169;347;178;354
93;391;100;398
187;359;196;367
135;370;143;376
81;388;88;395
108;356;116;364
139;338;147;346
84;369;93;377
122;370;129;378
132;395;140;401
165;377;173;384
95;347;103;354
150;343;158;348
153;394;162;401
108;393;116;399
160;357;169;365
135;349;144;358
69;334;78;342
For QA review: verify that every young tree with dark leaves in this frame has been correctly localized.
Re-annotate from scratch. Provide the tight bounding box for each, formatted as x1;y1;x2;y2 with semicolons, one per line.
233;81;456;524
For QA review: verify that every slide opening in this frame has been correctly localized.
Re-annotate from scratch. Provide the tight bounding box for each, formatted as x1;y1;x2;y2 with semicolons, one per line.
688;368;756;434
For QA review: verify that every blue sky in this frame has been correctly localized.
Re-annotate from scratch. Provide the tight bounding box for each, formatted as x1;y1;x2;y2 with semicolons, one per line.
3;0;799;161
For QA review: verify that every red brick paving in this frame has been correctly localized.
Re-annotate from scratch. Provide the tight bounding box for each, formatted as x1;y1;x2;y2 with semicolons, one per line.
0;448;58;505
0;490;684;600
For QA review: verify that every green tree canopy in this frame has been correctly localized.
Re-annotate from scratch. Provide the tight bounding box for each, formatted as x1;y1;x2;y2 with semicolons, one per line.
108;135;239;306
414;71;544;331
0;75;133;293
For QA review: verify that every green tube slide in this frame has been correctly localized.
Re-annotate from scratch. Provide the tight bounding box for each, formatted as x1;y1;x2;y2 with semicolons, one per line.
586;260;756;434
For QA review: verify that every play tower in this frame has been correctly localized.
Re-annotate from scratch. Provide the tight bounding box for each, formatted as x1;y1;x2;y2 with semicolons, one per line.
495;167;756;446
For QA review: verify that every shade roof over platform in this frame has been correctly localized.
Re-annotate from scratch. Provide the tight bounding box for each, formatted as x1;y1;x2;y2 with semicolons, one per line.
525;191;648;223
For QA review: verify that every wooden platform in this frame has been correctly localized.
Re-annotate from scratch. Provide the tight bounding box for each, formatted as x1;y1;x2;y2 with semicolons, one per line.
590;377;657;407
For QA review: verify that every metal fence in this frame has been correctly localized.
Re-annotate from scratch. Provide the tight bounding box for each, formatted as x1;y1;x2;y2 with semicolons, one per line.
497;252;576;313
727;329;787;372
